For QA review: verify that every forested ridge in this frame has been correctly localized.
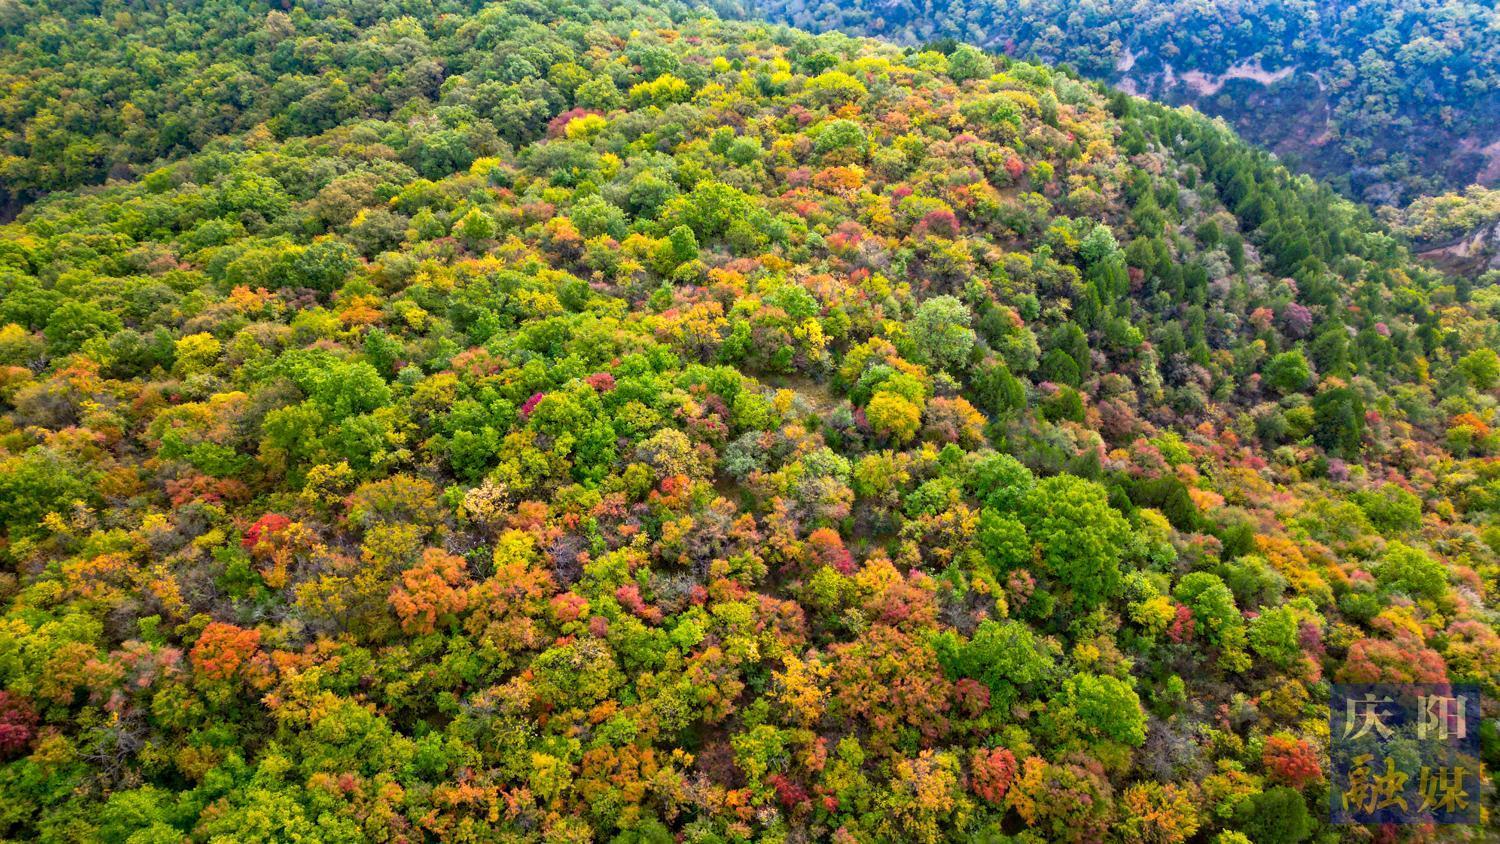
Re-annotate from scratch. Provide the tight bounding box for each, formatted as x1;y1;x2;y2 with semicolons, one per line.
0;1;1497;842
728;0;1500;208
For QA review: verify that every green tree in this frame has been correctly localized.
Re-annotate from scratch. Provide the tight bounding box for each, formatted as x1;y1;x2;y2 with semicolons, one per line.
973;360;1026;416
946;44;993;82
1173;572;1240;646
576;75;624;111
1376;541;1447;602
1233;786;1311;844
937;619;1054;709
812;119;868;160
662;224;700;269
1247;606;1301;667
977;509;1030;573
455;207;497;248
1353;483;1422;535
967;453;1035;512
909;295;976;373
0;449;97;538
1066;672;1146;745
1039;347;1081;387
1312;385;1365;458
1019;475;1130;612
1078;224;1120;266
1262;350;1311;395
290;238;357;293
1457;347;1499;389
44;300;121;356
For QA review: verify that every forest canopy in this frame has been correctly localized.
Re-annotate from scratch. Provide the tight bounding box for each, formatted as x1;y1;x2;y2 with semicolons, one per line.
727;0;1500;208
0;0;1496;842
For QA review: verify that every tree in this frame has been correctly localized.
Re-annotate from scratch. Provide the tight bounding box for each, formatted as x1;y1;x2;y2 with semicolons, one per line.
970;747;1017;804
571;195;628;239
389;548;473;634
628;74;691;107
1233;786;1311;843
1066;672;1146;746
867;391;923;443
663;180;754;240
973;361;1026;416
661;224;699;269
530;638;625;710
1375;541;1447;602
1262;350;1310;394
1456;347;1499;389
947;45;993;82
173;332;221;376
1353;483;1422;535
1247;606;1300;667
1339;629;1449;683
1079;224;1120;266
576;75;623;111
1312;385;1365;458
1121;782;1200;844
44;300;121;355
1008;755;1117;843
875;750;964;844
977;509;1030;573
909;296;976;373
1173;572;1242;649
190;622;262;681
812;119;868;161
0;691;37;759
290;238;357;292
454;207;497;247
805;71;868;107
310;360;391;421
0;448;97;539
1020;475;1130;612
968;453;1034;512
1262;735;1321;789
937;619;1054;710
1039;347;1081;387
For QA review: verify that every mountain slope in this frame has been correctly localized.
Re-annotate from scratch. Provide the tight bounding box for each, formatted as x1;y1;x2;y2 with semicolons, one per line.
1386;185;1500;276
729;0;1500;207
0;1;1496;841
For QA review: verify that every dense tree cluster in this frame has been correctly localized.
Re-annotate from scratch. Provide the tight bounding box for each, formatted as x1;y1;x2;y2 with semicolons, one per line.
1387;185;1500;246
727;0;1500;207
1383;184;1500;278
0;1;1497;841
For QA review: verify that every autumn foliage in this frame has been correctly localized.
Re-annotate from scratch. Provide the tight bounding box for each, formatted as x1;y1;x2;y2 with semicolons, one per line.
0;1;1494;841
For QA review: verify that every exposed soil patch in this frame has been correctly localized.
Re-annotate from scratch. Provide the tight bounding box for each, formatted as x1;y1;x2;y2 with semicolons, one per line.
1179;61;1296;97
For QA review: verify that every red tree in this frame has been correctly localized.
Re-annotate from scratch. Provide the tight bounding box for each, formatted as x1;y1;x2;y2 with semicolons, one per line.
1263;735;1322;789
190;622;262;681
971;747;1018;804
0;691;38;758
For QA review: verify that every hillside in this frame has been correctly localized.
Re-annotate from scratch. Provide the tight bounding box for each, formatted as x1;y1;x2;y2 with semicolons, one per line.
1385;185;1500;276
729;0;1500;208
0;1;1498;841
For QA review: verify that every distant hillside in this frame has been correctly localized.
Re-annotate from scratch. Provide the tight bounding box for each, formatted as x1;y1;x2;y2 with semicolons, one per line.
729;0;1500;207
1386;185;1500;275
